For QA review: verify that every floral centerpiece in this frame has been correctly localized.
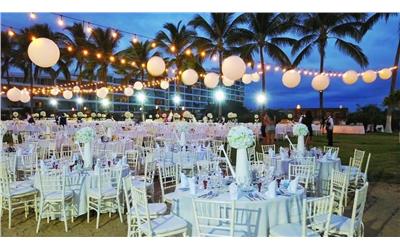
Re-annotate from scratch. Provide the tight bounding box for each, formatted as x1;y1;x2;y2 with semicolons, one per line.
254;114;259;123
202;116;208;123
91;113;97;120
12;112;19;120
227;126;255;187
33;113;39;118
206;113;213;122
97;113;102;118
173;113;181;121
77;112;84;118
40;111;46;119
124;111;133;121
75;127;96;169
292;123;309;155
175;121;189;147
227;112;238;122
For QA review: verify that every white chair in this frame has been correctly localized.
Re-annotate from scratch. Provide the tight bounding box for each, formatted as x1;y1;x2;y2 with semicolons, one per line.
261;144;275;155
158;164;179;204
256;152;264;162
87;166;123;229
247;146;256;162
360;153;371;186
329;169;348;215
0;164;38;230
131;186;188;237
196;160;219;174
36;167;74;233
126;149;139;174
322;182;369;237
323;146;340;156
18;152;38;180
269;195;334;237
122;176;166;237
288;163;312;192
192;199;241;236
343;149;366;205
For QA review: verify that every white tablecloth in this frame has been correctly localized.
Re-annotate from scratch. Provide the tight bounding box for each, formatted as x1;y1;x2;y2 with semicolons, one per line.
333;125;365;134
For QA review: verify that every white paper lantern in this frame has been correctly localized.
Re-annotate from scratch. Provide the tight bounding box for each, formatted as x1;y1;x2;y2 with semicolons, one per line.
72;86;80;93
19;89;31;103
204;72;219;89
146;56;166;76
362;70;377;84
342;70;358;85
251;72;260;82
27;38;60;68
222;76;234;87
6;87;21;102
50;87;60;96
181;69;198;86
311;74;330;91
124;87;134;96
379;68;392;80
62;90;73;100
133;81;143;90
242;74;252;84
96;87;109;99
221;55;246;81
282;70;301;88
160;80;169;90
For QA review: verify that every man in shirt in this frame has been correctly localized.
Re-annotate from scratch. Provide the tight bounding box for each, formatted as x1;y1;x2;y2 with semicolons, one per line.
325;113;334;146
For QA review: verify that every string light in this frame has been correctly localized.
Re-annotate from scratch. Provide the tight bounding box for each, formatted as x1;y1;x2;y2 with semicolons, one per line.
200;51;206;57
57;16;65;26
120;58;126;64
67;46;73;52
111;30;118;38
83;50;89;56
29;13;37;19
132;36;138;43
170;45;176;52
185;49;191;56
31;35;36;41
96;53;102;59
109;56;115;62
151;42;156;48
7;29;15;37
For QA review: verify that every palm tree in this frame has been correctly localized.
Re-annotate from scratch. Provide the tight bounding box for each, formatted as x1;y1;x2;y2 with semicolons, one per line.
189;13;246;75
362;13;399;133
1;31;17;113
292;14;369;119
156;21;196;92
88;27;121;82
230;13;296;109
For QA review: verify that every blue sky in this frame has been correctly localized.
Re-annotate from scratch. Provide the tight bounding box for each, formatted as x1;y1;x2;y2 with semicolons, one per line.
1;12;399;111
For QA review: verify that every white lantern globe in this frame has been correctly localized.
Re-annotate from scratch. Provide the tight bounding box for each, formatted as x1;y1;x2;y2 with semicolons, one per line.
362;70;377;84
27;37;60;68
62;90;73;100
311;74;330;91
242;74;252;84
146;56;166;76
133;81;143;90
72;86;80;93
124;86;134;96
96;87;109;99
181;69;198;86
378;68;392;80
50;87;60;96
19;89;31;103
251;72;260;82
282;70;301;88
221;55;246;81
6;87;21;102
222;76;234;87
342;70;358;85
204;72;219;89
160;80;169;90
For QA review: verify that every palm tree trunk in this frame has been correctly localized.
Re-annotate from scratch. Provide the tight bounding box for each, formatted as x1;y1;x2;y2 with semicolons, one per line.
6;68;13;113
385;38;400;133
259;45;266;111
30;63;34;114
218;50;223;76
319;53;324;121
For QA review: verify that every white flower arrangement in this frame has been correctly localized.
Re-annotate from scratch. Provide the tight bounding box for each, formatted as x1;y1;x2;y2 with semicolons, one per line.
91;113;97;118
254;114;259;119
124;111;133;119
77;112;84;117
149;115;153;119
12;112;19;118
73;114;77;118
227;112;238;119
33;113;39;118
182;111;192;119
101;114;106;118
207;113;213;119
156;114;160;118
254;114;259;123
50;114;55;118
161;113;167;118
64;113;69;118
40;111;46;117
202;116;208;123
75;127;96;144
227;126;255;149
287;113;293;119
173;113;181;119
97;113;102;118
293;123;309;137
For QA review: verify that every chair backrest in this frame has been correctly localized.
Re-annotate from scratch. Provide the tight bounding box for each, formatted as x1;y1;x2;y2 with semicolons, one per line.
261;144;275;155
192;199;236;237
158;164;179;200
0;164;12;197
36;167;67;198
288;163;312;190
197;160;219;174
361;153;371;183
349;182;369;236
256;152;264;162
247;146;256;162
302;195;334;237
329;169;348;215
126;150;139;174
1;154;17;182
323;146;340;155
122;175;134;214
131;186;152;235
351;149;365;169
144;161;156;184
21;152;38;177
250;161;265;178
226;144;232;161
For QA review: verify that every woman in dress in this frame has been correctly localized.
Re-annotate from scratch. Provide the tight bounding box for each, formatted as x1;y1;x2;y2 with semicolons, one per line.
262;113;275;144
302;110;313;146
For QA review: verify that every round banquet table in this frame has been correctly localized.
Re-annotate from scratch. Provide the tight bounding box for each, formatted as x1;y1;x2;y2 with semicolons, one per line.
170;187;304;236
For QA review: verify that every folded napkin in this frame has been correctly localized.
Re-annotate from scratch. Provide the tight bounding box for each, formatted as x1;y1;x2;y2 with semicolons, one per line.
326;149;332;159
288;177;299;194
189;177;197;195
331;151;338;160
268;148;275;157
321;153;328;161
265;180;277;198
279;147;287;160
180;172;189;188
94;159;101;171
229;183;239;200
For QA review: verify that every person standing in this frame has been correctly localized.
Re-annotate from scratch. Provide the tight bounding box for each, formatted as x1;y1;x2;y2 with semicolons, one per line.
302;110;313;146
325;113;334;146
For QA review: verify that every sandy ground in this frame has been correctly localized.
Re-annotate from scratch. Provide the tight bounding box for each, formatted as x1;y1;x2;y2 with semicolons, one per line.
1;181;399;237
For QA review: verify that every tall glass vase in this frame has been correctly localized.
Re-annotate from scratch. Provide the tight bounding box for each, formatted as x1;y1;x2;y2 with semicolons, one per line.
235;148;250;188
83;142;93;169
297;135;305;156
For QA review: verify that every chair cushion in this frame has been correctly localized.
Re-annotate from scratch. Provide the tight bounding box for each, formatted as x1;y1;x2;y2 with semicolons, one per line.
88;187;117;198
44;190;73;201
269;223;321;237
139;214;187;236
313;214;352;235
201;227;250;237
10;180;34;189
130;203;167;217
7;186;37;198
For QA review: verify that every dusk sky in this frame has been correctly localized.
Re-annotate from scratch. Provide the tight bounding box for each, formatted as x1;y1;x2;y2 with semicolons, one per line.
1;12;399;111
